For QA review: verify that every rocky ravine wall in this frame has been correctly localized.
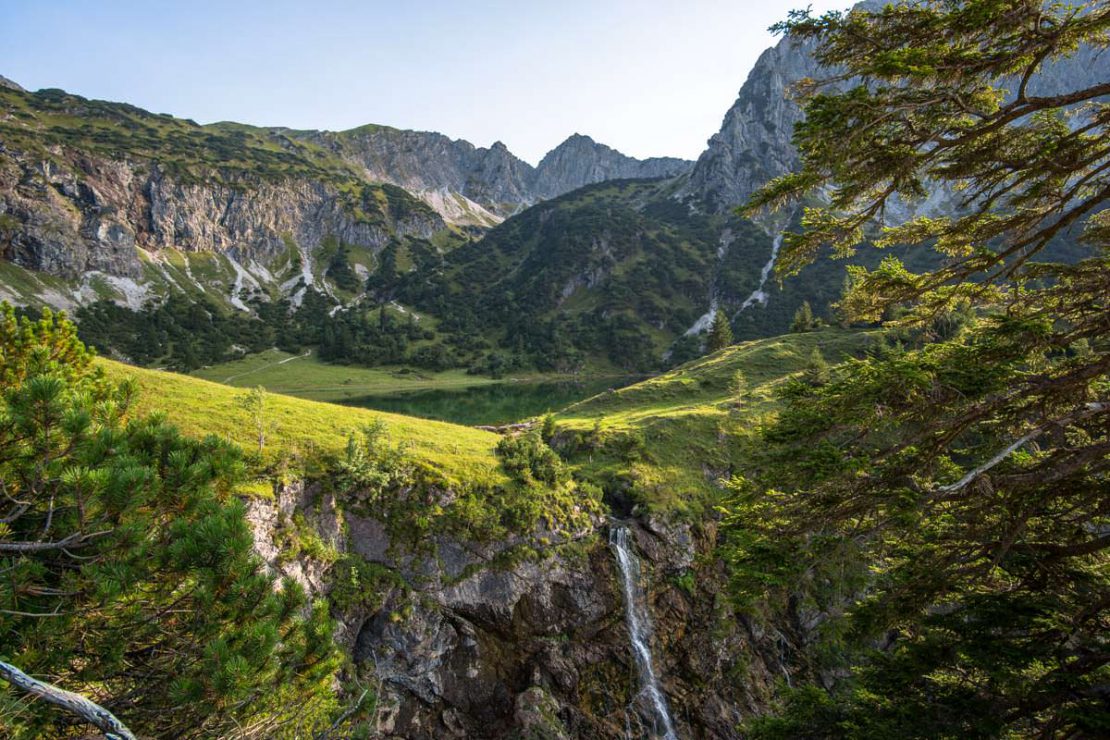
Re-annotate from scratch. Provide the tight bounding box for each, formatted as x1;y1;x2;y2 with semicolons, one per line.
0;146;444;286
248;481;794;739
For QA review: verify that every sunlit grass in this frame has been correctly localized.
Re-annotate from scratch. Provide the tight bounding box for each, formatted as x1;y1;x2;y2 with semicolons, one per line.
101;358;509;491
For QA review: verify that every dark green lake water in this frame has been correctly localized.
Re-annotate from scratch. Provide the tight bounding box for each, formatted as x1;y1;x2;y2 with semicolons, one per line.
336;377;635;426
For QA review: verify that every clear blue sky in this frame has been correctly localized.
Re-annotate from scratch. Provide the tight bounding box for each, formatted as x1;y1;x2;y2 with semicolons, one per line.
0;0;850;164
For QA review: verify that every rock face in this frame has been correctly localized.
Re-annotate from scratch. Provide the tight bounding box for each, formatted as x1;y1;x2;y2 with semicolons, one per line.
0;144;443;297
532;134;692;201
248;482;786;739
683;1;1110;213
683;35;822;212
302;127;693;222
295;127;536;225
0;75;23;92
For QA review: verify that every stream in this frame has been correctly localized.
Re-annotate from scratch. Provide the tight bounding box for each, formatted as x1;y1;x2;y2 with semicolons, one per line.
739;232;784;311
610;524;679;739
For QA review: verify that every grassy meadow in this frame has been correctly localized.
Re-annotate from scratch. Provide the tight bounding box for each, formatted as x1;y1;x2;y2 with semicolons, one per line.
100;358;510;493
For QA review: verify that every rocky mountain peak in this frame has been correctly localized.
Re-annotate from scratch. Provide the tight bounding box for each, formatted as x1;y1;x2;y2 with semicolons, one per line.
685;1;1110;214
532;133;693;200
0;75;25;92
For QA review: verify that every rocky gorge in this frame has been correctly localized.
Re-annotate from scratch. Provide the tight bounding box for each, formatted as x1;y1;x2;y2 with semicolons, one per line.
247;480;790;739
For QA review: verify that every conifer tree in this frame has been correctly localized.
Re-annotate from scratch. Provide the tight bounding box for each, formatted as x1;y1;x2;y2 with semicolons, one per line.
801;347;829;386
731;1;1110;736
707;309;734;352
0;304;340;737
790;301;816;332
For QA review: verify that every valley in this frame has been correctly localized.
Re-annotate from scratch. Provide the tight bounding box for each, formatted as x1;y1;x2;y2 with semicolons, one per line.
190;349;637;426
2;1;1108;738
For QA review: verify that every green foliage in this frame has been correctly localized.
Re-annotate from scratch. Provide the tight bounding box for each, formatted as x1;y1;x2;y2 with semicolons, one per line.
729;2;1110;734
397;179;773;372
327;555;403;614
273;511;339;565
790;301;819;333
237;385;272;452
76;293;277;370
0;303;341;737
325;243;361;293
732;370;748;410
335;420;414;497
801;347;829;387
497;432;568;487
707;309;734;352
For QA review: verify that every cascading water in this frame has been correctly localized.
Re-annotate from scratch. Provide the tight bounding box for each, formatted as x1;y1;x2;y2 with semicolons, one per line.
738;232;784;311
610;525;679;740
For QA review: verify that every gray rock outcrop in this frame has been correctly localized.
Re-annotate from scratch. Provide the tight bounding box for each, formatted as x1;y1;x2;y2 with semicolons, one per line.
532;134;691;200
684;1;1110;213
247;482;786;739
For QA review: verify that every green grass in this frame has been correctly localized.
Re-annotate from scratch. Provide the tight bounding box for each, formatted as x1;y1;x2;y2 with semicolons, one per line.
189;350;510;401
101;358;509;492
553;328;878;515
99;328;876;521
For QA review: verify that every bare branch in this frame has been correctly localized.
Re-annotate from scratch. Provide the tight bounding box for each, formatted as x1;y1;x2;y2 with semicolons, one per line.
0;530;110;553
936;402;1108;495
0;660;136;740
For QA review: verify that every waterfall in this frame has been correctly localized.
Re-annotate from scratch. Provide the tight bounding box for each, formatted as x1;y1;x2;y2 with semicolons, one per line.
738;232;784;312
684;228;735;337
610;525;679;740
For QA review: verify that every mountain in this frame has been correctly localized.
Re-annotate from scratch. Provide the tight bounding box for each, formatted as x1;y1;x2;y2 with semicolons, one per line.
532;133;692;200
284;125;536;226
0;85;451;312
682;35;821;212
683;9;1110;212
0;82;690;314
0;6;1105;372
290;126;691;224
394;178;773;372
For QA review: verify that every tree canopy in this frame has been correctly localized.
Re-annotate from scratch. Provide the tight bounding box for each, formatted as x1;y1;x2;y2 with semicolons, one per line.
0;304;340;737
729;1;1110;736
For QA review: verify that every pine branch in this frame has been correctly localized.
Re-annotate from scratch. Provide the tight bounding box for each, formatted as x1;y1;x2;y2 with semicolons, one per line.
0;530;110;552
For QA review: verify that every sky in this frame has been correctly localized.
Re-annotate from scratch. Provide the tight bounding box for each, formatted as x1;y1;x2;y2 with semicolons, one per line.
0;0;852;164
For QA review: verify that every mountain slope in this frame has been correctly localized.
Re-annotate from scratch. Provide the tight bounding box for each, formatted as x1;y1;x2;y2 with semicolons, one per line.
395;178;773;371
292;126;692;223
683;2;1110;212
0;81;692;317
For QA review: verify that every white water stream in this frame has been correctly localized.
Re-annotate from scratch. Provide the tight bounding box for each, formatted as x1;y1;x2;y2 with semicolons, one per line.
739;232;784;311
610;525;679;740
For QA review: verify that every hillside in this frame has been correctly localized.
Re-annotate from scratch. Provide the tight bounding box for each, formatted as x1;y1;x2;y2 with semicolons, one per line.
101;326;872;516
396;178;774;372
552;327;875;513
99;357;508;491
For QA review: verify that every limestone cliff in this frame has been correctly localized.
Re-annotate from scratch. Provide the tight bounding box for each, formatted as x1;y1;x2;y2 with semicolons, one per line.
248;481;789;739
683;2;1110;213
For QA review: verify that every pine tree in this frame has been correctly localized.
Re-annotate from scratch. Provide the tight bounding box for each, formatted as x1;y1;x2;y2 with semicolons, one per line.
801;347;829;386
735;1;1110;736
707;309;734;352
790;301;815;332
0;304;340;737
